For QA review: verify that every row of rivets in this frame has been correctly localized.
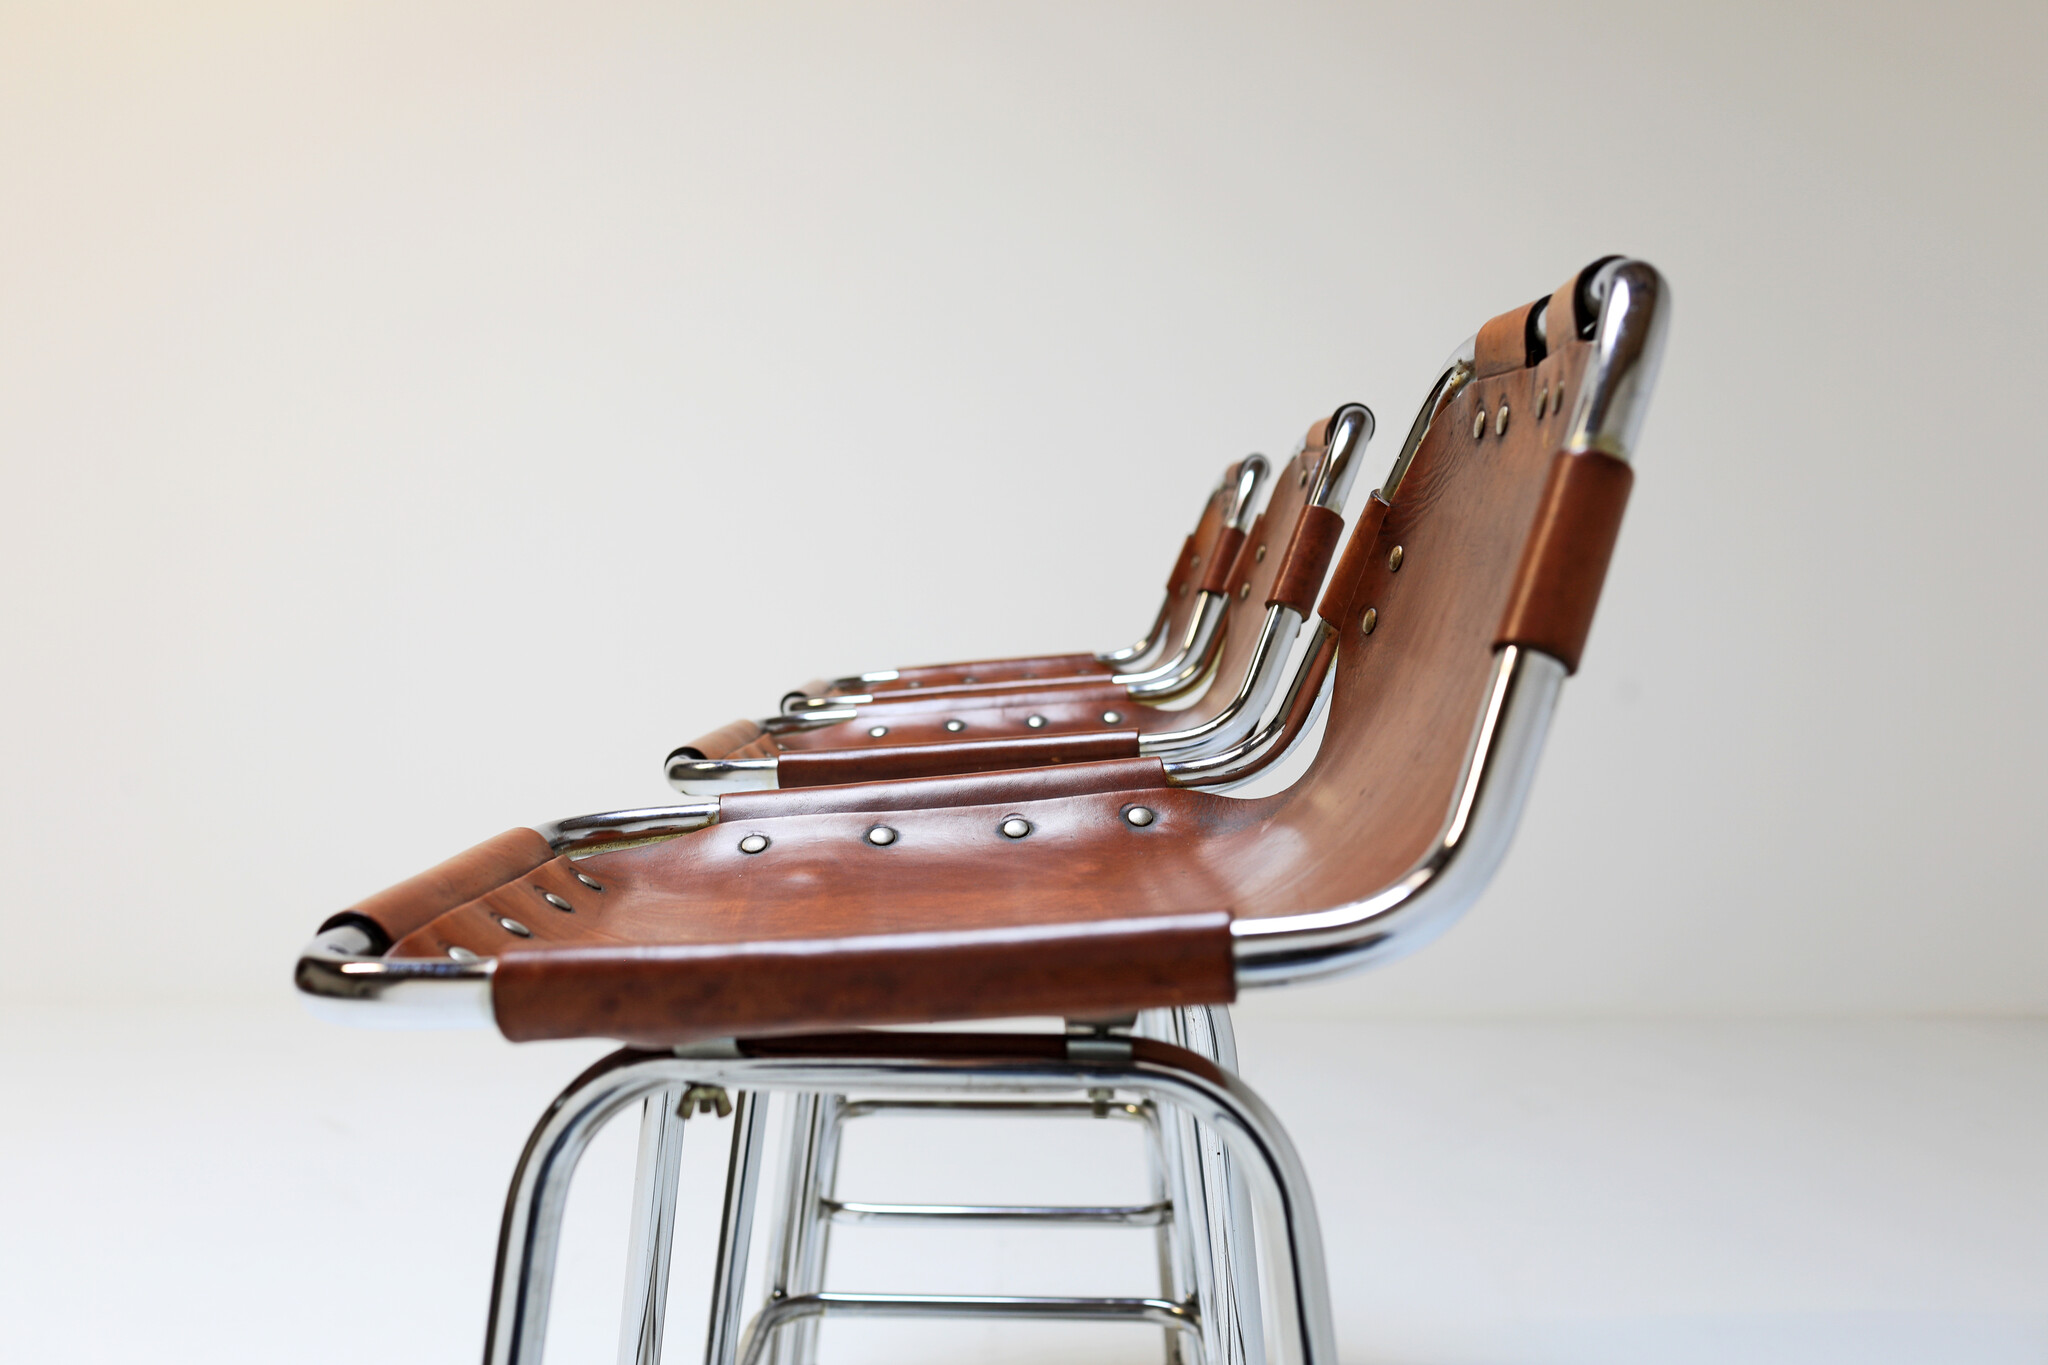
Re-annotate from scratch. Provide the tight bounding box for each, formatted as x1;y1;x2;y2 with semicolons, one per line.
542;890;573;912
497;916;532;937
729;806;1163;854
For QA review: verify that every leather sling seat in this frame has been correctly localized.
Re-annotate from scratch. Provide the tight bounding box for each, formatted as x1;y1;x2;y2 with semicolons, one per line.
667;412;1366;791
317;260;1652;1050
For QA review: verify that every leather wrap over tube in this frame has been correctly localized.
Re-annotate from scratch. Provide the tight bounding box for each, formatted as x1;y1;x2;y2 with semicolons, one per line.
779;729;1143;787
491;912;1237;1046
325;827;554;948
1475;300;1540;378
1197;526;1248;596
678;718;779;762
1317;496;1392;629
1495;449;1633;672
1266;504;1344;615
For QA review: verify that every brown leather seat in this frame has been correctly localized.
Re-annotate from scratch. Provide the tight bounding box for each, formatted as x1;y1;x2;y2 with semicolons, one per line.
676;424;1350;773
347;263;1643;1050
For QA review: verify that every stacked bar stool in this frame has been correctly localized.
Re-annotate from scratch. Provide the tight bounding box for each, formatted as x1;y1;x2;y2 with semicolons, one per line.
298;257;1668;1365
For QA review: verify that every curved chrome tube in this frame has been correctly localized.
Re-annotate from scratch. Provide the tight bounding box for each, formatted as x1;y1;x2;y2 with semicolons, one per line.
1165;618;1337;788
294;925;498;1029
536;802;720;853
1232;258;1669;985
1381;341;1475;502
1095;595;1174;669
1114;455;1268;698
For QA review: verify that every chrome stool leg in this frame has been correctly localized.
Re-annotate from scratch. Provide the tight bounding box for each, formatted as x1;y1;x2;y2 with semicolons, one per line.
1179;1006;1264;1365
483;1041;1334;1365
705;1092;769;1365
764;1094;844;1365
618;1087;690;1365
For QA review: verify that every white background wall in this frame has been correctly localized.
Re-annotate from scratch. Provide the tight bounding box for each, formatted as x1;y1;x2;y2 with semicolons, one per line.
2;0;2043;1018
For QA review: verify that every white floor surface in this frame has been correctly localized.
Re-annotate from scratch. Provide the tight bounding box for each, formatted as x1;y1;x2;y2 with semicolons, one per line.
2;1004;2043;1364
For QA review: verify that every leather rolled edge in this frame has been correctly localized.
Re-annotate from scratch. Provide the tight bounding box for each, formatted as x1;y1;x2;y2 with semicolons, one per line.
1166;533;1201;599
1494;448;1634;673
1265;504;1345;615
326;827;555;947
777;729;1143;788
873;654;1109;691
677;718;780;762
491;911;1238;1046
1314;496;1392;630
1475;299;1540;378
1197;526;1249;596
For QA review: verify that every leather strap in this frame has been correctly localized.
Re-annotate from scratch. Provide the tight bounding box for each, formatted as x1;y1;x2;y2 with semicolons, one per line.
1494;449;1633;672
1265;504;1344;615
678;718;779;762
1197;526;1248;596
491;911;1236;1046
328;827;554;946
1475;300;1540;378
1315;495;1392;629
777;729;1142;788
1165;533;1201;600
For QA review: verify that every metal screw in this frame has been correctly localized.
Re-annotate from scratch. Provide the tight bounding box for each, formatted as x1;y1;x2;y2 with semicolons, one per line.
447;945;479;962
868;725;889;738
1361;607;1378;635
496;916;532;937
1472;408;1487;439
944;718;966;732
677;1084;733;1119
1495;403;1510;437
1255;544;1267;562
1102;710;1123;725
574;871;603;891
1239;582;1250;599
1297;463;1309;487
1123;806;1156;828
1000;817;1032;839
1388;545;1404;571
738;833;769;855
1534;383;1548;418
1026;715;1047;729
542;891;573;912
865;825;898;847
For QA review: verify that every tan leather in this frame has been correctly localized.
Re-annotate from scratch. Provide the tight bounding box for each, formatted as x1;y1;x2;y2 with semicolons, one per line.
721;756;1171;821
778;729;1143;787
493;912;1233;1046
1495;449;1632;672
1265;504;1344;615
677;718;779;763
1316;495;1392;629
1475;300;1539;378
1197;526;1248;596
336;827;554;946
378;271;1637;1047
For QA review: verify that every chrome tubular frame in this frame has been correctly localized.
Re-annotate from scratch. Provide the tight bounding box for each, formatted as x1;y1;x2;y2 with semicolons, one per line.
1097;595;1176;670
1164;620;1336;790
482;1037;1333;1365
1232;258;1668;987
1110;453;1266;698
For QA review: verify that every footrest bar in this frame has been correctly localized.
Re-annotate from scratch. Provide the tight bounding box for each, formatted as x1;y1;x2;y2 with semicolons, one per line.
824;1198;1171;1227
739;1290;1198;1365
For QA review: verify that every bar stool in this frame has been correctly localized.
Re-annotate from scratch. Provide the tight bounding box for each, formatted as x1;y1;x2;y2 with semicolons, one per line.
298;256;1668;1365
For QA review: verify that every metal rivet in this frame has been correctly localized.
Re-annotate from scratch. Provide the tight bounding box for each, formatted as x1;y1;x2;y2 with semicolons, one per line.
1179;583;1189;597
1123;806;1156;828
1102;710;1123;725
1388;545;1404;571
865;825;897;847
1238;582;1251;599
1297;464;1309;487
738;833;769;855
1495;403;1510;437
542;891;573;911
906;679;923;687
574;871;603;891
1000;817;1032;839
944;718;966;732
1361;607;1378;635
961;676;977;684
1026;715;1047;729
1254;544;1267;563
1472;408;1487;439
496;916;532;938
868;725;889;739
1534;384;1548;418
447;945;479;962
